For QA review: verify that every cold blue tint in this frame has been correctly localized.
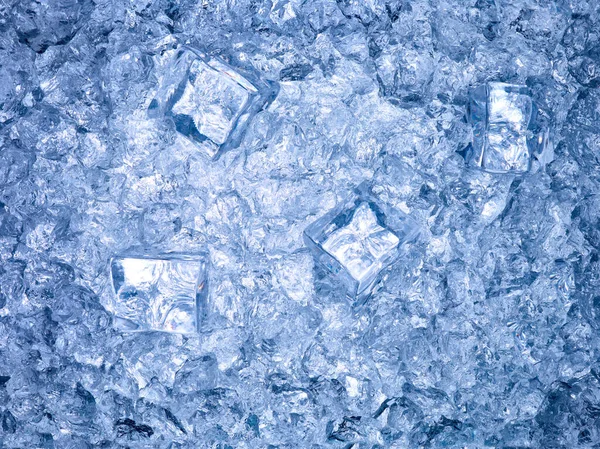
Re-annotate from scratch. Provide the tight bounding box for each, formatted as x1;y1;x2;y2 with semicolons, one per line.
0;0;596;447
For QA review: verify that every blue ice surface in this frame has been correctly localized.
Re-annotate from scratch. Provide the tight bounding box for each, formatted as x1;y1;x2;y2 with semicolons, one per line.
0;0;598;447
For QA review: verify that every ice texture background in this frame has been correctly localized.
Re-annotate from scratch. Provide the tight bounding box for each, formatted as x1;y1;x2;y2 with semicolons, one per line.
0;0;599;448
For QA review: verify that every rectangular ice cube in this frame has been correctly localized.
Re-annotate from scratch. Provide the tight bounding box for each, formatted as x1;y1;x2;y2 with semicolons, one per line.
108;254;208;334
468;82;537;174
304;196;419;298
148;46;278;160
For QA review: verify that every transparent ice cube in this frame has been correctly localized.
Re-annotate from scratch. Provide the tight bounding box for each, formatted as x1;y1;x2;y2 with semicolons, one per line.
108;254;208;334
148;46;278;160
467;82;546;174
304;197;419;298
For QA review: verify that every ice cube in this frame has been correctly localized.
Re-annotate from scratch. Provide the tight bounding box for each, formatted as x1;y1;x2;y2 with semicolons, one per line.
107;254;208;334
148;46;278;160
304;196;419;298
467;82;544;174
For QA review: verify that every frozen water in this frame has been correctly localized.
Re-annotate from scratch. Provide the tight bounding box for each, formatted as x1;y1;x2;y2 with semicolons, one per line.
485;84;532;172
13;0;95;54
148;46;278;160
305;192;419;298
0;0;598;446
467;82;548;174
107;254;208;333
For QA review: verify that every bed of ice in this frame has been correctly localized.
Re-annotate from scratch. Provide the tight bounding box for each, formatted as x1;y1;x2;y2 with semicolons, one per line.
1;0;600;447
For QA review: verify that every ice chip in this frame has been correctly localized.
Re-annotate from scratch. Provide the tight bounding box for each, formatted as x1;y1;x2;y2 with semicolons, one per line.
148;46;278;160
13;0;94;53
467;82;547;174
107;254;208;334
304;194;419;298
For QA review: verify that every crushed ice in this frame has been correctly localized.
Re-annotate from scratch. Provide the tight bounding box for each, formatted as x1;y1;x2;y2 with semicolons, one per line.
0;0;598;447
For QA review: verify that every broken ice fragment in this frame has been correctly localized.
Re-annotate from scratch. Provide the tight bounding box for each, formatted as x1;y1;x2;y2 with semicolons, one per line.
13;0;94;53
304;196;419;298
466;82;547;174
148;46;278;160
108;254;208;334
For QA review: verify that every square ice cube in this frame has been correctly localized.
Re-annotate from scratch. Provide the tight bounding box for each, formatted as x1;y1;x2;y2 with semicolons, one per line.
107;254;208;334
467;82;538;174
304;197;419;298
148;46;278;159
